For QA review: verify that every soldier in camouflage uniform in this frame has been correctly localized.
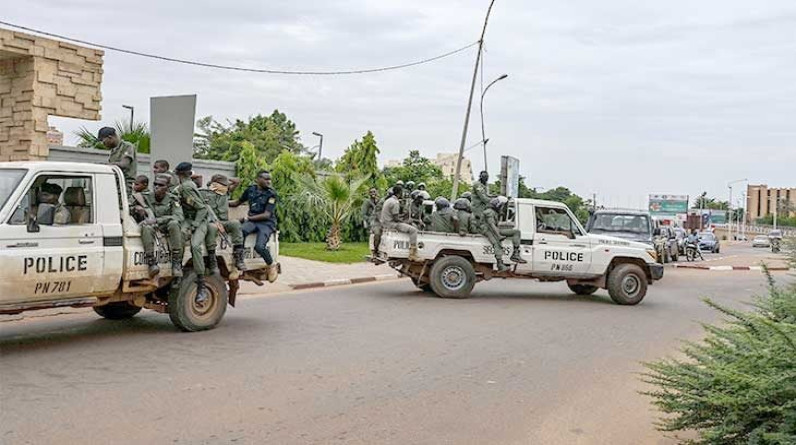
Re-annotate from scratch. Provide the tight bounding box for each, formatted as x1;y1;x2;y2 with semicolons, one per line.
430;197;458;233
361;188;379;230
471;170;493;221
381;182;420;262
100;127;137;195
370;187;391;257
482;196;527;272
174;162;212;303
202;174;246;273
453;198;476;236
407;190;430;229
134;175;185;278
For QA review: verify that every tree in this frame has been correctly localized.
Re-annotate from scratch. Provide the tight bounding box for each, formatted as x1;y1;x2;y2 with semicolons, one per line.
74;121;151;153
194;110;306;163
293;174;367;250
336;131;382;186
383;150;444;186
694;193;729;210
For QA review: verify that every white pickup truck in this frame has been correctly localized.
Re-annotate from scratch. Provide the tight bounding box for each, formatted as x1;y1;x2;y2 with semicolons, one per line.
0;162;278;331
373;198;663;304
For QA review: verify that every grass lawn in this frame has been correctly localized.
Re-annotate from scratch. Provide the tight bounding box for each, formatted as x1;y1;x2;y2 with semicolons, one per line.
279;242;370;264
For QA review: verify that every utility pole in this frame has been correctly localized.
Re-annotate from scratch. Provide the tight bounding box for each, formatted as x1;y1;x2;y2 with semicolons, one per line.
312;132;324;161
451;0;497;201
479;73;508;173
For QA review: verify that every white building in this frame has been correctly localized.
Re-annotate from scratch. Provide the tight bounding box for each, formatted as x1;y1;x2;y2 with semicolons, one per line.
434;153;473;182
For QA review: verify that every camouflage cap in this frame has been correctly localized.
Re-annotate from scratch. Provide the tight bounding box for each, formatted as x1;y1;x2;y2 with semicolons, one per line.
210;174;230;186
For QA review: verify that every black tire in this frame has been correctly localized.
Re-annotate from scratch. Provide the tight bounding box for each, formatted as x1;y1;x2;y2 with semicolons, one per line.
429;256;476;299
168;269;228;332
93;301;142;320
607;263;648;305
411;277;433;293
568;283;598;295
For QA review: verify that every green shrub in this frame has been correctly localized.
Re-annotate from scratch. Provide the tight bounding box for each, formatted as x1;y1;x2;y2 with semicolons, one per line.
642;270;796;444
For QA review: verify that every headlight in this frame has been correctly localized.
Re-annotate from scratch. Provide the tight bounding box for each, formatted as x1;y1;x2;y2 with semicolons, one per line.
646;249;657;260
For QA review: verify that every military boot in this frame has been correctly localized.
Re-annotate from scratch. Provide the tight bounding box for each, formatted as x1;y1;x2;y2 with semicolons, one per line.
146;253;160;278
233;245;246;271
171;255;183;278
206;250;220;276
495;259;510;272
510;247;528;264
195;275;209;305
266;264;279;283
408;245;420;262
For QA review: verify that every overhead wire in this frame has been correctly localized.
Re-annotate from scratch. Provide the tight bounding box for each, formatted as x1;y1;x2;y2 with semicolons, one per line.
0;20;479;76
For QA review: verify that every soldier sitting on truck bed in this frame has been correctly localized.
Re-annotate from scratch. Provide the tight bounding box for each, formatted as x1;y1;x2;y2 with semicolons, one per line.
230;170;279;283
381;182;420;261
482;196;527;272
430;197;459;233
152;160;179;191
174;162;213;303
407;190;430;230
133;175;185;278
454;198;477;236
201;174;246;274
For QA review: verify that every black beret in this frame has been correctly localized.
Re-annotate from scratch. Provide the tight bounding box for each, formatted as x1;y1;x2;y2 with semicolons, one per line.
97;126;116;139
174;162;193;173
40;183;63;195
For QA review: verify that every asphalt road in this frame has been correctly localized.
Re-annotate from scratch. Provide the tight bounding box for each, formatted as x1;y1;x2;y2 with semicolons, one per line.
1;261;791;444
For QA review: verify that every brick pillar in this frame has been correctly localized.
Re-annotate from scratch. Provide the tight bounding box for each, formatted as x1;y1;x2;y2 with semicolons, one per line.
0;55;47;161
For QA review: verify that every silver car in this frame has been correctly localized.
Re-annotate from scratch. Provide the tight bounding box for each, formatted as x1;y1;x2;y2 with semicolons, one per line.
752;235;771;248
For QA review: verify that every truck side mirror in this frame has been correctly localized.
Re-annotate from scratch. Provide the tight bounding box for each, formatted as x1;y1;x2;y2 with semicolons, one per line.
27;214;40;233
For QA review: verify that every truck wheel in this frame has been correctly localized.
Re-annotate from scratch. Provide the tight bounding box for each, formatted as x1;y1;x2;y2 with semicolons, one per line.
429;256;476;299
607;264;647;305
168;270;228;332
568;283;598;295
93;302;142;320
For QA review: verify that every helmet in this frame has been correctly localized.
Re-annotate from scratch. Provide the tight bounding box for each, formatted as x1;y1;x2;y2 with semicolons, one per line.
416;182;426;191
394;180;405;187
460;191;472;201
489;195;509;210
453;198;471;211
386;187;394;197
435;197;450;209
418;191;430;200
406;181;416;190
410;190;420;200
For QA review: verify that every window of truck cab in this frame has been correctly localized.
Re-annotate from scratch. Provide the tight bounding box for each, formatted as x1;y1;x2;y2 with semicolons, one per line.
0;169;27;211
7;174;95;226
535;206;584;237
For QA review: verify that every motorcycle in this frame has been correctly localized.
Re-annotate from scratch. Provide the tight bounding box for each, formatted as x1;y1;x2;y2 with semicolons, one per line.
771;238;781;253
684;239;703;262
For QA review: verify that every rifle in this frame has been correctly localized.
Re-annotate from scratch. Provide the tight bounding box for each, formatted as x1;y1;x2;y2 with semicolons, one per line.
206;205;231;250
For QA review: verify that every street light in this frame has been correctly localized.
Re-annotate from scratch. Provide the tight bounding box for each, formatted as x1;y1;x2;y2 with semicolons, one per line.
312;132;324;160
479;73;508;172
121;105;134;133
727;178;747;241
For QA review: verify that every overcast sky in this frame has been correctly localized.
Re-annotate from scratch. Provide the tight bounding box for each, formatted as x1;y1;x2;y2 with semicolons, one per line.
7;0;796;208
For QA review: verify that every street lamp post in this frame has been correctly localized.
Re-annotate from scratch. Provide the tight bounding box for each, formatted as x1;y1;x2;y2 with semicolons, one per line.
451;0;498;201
728;178;747;241
122;105;134;133
479;73;508;172
312;132;324;161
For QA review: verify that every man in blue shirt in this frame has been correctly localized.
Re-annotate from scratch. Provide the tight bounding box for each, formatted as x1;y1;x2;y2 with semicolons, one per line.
230;170;278;282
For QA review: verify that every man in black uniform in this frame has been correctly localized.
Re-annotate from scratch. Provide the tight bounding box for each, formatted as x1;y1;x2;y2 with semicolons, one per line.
230;170;278;283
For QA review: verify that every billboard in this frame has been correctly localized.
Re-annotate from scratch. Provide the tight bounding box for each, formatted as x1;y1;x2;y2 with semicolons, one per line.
649;194;689;215
500;155;520;198
151;94;197;172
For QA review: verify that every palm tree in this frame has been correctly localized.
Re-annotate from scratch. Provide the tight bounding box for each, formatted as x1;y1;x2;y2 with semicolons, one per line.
293;174;367;250
74;121;151;153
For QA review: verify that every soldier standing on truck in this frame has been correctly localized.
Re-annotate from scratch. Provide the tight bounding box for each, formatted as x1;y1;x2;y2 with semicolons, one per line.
471;171;493;221
135;175;185;278
202;174;246;273
482;196;527;271
430;197;458;233
99;127;137;194
174;162;213;302
454;198;476;235
408;190;430;229
381;182;420;261
229;170;279;283
370;187;392;257
152;160;179;190
361;188;379;230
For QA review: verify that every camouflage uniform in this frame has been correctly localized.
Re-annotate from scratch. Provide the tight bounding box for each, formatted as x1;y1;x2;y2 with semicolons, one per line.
371;196;387;254
457;209;476;236
202;187;246;271
430;207;458;233
471;180;491;222
174;177;211;276
107;140;137;194
136;190;184;277
482;207;523;268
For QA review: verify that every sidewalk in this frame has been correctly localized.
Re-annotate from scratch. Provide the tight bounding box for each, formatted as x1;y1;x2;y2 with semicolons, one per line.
2;256;402;322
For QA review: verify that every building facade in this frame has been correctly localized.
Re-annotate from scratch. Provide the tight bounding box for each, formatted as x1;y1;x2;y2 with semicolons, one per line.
434;153;473;182
747;184;796;222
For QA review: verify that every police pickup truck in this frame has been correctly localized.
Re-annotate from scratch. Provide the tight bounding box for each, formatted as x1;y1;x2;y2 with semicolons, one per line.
373;198;663;304
0;162;278;331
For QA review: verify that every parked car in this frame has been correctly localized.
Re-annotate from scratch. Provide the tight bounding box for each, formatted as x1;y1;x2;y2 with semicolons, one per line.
654;226;679;262
698;232;721;253
768;230;783;240
752;235;771;248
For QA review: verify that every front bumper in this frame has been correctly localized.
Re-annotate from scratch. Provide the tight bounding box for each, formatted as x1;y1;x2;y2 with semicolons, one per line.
649;263;664;281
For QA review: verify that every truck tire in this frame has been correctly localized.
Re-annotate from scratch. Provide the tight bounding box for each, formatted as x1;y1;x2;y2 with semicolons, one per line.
429;256;476;299
568;283;598;295
93;302;142;320
607;263;647;305
168;269;228;332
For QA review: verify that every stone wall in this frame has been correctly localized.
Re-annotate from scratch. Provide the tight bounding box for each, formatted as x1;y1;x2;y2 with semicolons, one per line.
0;29;103;161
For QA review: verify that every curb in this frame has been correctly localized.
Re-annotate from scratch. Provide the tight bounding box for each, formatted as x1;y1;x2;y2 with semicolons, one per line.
671;264;791;272
289;273;402;291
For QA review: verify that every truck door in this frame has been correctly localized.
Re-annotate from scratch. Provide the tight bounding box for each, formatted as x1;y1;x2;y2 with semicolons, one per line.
0;173;104;304
531;206;592;276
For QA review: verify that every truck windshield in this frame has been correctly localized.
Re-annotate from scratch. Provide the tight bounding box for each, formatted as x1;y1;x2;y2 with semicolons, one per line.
589;213;650;235
0;169;26;210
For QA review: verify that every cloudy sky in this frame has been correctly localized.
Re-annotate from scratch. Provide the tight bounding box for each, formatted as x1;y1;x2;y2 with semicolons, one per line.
7;0;796;207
